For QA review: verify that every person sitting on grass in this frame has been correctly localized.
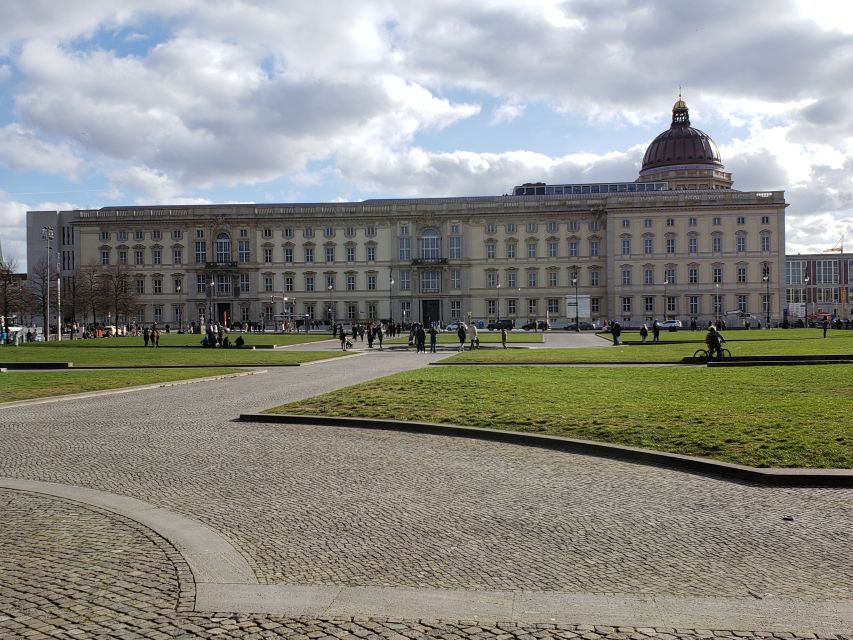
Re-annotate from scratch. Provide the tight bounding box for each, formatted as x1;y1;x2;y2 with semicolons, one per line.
235;335;245;348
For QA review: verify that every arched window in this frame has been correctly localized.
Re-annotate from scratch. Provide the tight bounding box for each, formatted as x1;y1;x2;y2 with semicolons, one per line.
216;233;231;263
420;229;440;260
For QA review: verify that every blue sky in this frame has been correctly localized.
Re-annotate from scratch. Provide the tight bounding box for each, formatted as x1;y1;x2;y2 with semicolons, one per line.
2;0;852;270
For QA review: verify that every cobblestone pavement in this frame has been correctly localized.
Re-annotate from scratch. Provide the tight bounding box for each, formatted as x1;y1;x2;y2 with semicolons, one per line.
1;344;851;638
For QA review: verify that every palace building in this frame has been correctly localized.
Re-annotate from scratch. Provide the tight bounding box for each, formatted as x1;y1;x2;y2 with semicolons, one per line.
27;97;790;330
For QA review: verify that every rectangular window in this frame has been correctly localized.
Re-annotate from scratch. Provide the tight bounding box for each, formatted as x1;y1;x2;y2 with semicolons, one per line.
119;250;128;265
263;229;273;238
689;296;699;315
238;240;250;263
506;223;517;233
284;228;294;238
622;269;631;285
569;241;577;257
590;240;600;257
303;228;314;238
401;270;411;290
737;236;746;252
239;229;248;238
761;235;771;251
688;217;698;227
644;269;654;285
713;217;722;226
305;275;314;292
134;230;144;240
284;247;293;263
304;247;314;263
325;246;335;262
365;227;376;237
153;278;162;294
737;266;748;283
547;222;558;233
689;267;698;284
240;273;250;293
688;237;697;254
344;227;355;237
136;278;145;295
713;237;722;252
399;237;411;261
264;248;273;264
346;246;356;262
738;295;748;312
449;236;462;259
644;296;654;313
548;271;558;287
451;269;460;289
666;268;676;284
487;243;497;259
590;271;600;287
173;248;182;265
118;230;127;241
527;242;537;258
622;297;632;314
264;276;273;292
507;243;516;259
817;259;839;284
450;300;462;319
152;230;161;241
324;227;335;238
737;216;746;225
507;271;517;288
154;306;162;323
527;271;537;288
621;219;630;229
367;274;376;290
135;250;144;265
326;275;335;290
526;222;537;233
172;230;182;240
284;276;294;292
644;219;653;228
667;296;677;314
644;238;653;254
347;275;356;291
666;218;675;227
547;298;560;314
591;298;600;314
367;246;376;261
487;299;496;316
196;274;206;293
400;224;409;236
589;221;599;232
195;241;206;264
486;223;496;234
761;215;770;224
421;271;440;293
507;298;517;315
196;229;204;238
152;249;161;265
547;241;558;258
621;239;630;255
527;299;538;315
666;238;676;253
487;272;498;288
713;267;723;283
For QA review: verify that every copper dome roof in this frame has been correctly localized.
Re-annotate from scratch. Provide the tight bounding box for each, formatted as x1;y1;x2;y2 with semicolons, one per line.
640;97;723;173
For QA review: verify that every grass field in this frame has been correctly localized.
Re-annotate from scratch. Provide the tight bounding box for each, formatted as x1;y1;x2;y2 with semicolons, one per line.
268;363;853;469
0;332;345;366
386;331;544;345
0;368;244;403
449;329;853;363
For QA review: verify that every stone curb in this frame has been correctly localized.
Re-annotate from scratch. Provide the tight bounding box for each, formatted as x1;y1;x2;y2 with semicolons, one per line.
238;413;853;488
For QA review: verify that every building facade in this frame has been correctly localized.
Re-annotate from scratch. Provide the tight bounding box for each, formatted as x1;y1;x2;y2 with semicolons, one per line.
27;98;792;330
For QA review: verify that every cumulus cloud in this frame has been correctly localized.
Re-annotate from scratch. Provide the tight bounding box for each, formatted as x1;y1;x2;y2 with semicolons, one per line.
0;123;82;178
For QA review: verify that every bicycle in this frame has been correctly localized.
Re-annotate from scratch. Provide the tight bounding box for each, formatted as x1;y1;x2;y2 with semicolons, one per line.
692;346;731;363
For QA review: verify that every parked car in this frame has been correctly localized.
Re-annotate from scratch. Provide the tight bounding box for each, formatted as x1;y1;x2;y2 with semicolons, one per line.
486;319;515;331
658;319;682;330
562;321;597;331
521;320;551;331
444;322;467;332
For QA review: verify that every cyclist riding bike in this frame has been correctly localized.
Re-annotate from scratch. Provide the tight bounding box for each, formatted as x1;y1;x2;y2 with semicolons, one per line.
705;325;725;361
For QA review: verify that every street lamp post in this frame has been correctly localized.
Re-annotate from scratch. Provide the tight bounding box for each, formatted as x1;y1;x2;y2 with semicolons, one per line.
328;284;334;327
762;266;770;328
663;278;670;320
389;273;394;325
803;275;810;324
496;283;501;321
208;278;215;328
176;283;182;332
41;226;54;341
572;272;579;331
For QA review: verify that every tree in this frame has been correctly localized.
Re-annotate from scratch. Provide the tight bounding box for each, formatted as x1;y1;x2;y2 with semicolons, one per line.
25;256;53;336
0;257;25;332
77;261;107;326
99;263;138;329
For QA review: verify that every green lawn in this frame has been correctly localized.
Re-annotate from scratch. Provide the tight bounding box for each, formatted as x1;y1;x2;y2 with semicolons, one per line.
0;339;345;367
0;368;244;403
448;329;853;363
267;364;853;469
39;332;332;348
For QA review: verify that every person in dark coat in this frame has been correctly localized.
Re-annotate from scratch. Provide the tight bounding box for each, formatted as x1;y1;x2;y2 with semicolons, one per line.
457;324;467;351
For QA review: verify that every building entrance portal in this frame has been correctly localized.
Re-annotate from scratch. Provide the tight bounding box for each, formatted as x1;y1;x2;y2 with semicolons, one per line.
422;300;440;326
216;303;232;327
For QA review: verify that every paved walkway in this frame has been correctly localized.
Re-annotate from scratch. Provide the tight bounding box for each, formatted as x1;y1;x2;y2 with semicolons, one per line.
1;335;851;639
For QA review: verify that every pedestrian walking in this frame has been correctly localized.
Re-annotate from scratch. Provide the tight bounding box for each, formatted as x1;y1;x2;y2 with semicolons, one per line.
640;324;649;343
457;324;467;351
611;320;622;346
143;326;149;347
823;317;829;338
416;324;427;353
500;327;507;349
652;320;660;343
428;325;438;352
340;331;347;351
469;323;479;350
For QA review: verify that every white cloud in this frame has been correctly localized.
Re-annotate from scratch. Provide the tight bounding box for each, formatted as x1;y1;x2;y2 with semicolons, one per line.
491;102;526;125
0;124;82;178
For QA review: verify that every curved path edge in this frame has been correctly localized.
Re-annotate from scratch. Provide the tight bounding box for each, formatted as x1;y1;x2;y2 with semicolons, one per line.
239;414;853;488
2;477;850;632
0;477;256;585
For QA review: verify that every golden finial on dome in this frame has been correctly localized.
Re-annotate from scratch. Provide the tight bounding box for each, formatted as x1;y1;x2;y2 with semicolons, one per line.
672;86;689;125
673;86;688;110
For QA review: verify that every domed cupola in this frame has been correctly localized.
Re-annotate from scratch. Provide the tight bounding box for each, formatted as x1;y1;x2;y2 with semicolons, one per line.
637;94;732;190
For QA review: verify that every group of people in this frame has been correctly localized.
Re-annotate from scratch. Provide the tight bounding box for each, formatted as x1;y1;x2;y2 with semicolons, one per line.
336;322;386;350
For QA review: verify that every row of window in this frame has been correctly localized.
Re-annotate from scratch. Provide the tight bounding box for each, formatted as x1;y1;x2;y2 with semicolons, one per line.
98;226;380;243
616;294;771;317
100;243;381;266
785;259;853;285
620;234;771;255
